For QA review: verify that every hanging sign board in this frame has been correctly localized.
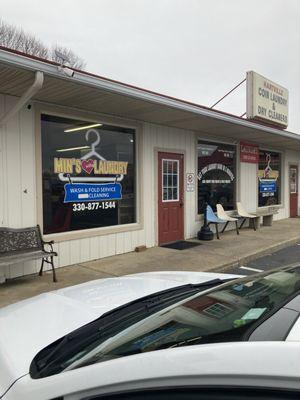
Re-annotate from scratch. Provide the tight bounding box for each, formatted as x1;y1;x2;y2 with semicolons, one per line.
64;183;122;203
259;180;277;194
186;173;195;192
240;141;259;163
246;71;289;128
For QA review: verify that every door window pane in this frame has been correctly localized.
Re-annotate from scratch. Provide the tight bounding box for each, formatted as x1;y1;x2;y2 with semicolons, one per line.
162;159;179;201
258;150;281;207
41;114;136;234
197;141;236;213
290;168;297;194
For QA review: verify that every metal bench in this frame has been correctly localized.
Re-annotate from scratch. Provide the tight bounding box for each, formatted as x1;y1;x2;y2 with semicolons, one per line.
0;225;57;282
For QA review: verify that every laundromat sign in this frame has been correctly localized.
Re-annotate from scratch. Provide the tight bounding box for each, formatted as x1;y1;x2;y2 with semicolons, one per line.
240;142;259;164
246;71;289;128
54;158;128;175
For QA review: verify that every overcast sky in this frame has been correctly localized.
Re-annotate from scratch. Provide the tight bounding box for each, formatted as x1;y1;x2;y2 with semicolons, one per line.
2;0;300;132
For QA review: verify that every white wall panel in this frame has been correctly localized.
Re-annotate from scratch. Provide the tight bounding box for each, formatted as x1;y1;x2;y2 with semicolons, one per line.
0;94;4;227
19;105;36;227
240;162;257;213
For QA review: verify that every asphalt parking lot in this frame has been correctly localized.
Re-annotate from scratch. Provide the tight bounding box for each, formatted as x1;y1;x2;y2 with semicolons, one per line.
228;243;300;276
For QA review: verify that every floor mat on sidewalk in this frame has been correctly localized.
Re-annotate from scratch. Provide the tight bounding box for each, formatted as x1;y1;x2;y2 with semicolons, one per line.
160;241;202;250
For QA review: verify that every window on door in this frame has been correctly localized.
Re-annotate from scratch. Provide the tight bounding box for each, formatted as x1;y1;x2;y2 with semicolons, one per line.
162;159;179;202
290;168;297;194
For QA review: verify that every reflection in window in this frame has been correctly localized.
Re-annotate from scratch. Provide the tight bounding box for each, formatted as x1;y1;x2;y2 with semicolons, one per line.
258;150;281;207
64;267;300;370
41;114;136;234
197;141;236;213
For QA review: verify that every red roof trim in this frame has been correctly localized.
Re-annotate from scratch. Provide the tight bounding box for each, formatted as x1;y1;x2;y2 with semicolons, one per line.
0;45;284;131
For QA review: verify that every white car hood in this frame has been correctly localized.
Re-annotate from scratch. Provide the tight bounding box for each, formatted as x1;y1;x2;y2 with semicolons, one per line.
0;270;237;396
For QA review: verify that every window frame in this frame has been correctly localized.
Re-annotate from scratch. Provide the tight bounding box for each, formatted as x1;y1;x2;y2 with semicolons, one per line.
196;138;238;215
257;147;283;210
35;104;144;242
161;158;180;202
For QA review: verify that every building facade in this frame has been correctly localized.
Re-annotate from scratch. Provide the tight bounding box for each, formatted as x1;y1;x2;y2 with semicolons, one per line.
0;47;299;281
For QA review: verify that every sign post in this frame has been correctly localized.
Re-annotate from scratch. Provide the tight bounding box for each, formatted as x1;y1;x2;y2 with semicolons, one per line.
186;173;195;192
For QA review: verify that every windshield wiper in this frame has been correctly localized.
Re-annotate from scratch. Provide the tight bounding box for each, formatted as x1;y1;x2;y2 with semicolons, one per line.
31;278;232;378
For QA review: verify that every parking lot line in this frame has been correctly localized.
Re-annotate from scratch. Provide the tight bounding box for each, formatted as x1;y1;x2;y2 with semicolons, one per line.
239;266;263;273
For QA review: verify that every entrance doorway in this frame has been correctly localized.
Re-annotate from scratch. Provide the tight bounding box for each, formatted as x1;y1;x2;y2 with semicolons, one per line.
289;165;298;217
158;152;184;245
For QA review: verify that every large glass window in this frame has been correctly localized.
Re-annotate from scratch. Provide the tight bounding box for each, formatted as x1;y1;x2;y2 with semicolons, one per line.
41;114;136;234
258;150;281;207
197;141;236;214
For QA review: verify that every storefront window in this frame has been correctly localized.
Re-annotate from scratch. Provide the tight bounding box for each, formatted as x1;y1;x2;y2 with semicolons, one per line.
41;114;136;234
258;150;281;207
197;141;236;214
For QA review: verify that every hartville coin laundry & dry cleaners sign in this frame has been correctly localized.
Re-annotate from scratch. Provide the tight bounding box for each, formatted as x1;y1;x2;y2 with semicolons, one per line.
246;71;289;127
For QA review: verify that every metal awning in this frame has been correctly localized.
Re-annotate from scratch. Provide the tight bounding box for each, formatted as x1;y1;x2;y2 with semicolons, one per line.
0;47;299;150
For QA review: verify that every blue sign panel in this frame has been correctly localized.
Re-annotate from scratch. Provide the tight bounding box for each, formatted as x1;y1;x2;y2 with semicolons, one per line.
259;180;277;193
64;183;122;203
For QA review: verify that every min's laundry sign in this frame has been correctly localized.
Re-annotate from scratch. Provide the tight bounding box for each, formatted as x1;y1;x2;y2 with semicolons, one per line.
54;158;128;175
258;152;279;198
54;129;127;204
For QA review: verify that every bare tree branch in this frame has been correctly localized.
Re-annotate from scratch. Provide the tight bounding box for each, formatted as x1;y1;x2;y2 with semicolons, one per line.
0;19;86;69
0;19;48;58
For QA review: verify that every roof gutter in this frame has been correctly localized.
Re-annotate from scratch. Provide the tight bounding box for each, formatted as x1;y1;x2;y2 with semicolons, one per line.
0;49;298;142
0;70;44;126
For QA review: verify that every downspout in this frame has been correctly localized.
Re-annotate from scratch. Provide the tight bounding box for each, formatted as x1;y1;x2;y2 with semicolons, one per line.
0;70;44;125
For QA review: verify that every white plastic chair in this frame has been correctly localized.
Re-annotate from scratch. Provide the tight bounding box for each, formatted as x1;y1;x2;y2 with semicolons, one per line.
236;202;258;231
216;204;239;235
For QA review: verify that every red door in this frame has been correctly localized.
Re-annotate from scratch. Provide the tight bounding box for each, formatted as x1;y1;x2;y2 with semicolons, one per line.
158;152;184;245
290;165;298;217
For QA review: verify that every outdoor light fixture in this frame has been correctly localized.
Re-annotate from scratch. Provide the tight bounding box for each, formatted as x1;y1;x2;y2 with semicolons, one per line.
64;123;102;133
55;50;75;78
56;146;89;152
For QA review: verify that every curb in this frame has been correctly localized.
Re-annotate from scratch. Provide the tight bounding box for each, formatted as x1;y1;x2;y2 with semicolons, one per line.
205;235;300;273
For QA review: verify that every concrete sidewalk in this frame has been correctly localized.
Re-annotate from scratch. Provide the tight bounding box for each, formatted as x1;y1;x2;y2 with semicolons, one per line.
1;218;300;308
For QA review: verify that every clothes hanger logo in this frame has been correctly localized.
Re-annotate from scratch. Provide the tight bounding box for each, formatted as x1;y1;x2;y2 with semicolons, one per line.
56;129;126;183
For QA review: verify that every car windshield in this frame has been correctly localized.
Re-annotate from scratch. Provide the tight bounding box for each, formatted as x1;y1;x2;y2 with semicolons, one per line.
32;266;300;377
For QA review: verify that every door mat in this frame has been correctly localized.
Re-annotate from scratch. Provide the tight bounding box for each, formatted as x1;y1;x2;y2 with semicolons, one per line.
160;240;202;250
